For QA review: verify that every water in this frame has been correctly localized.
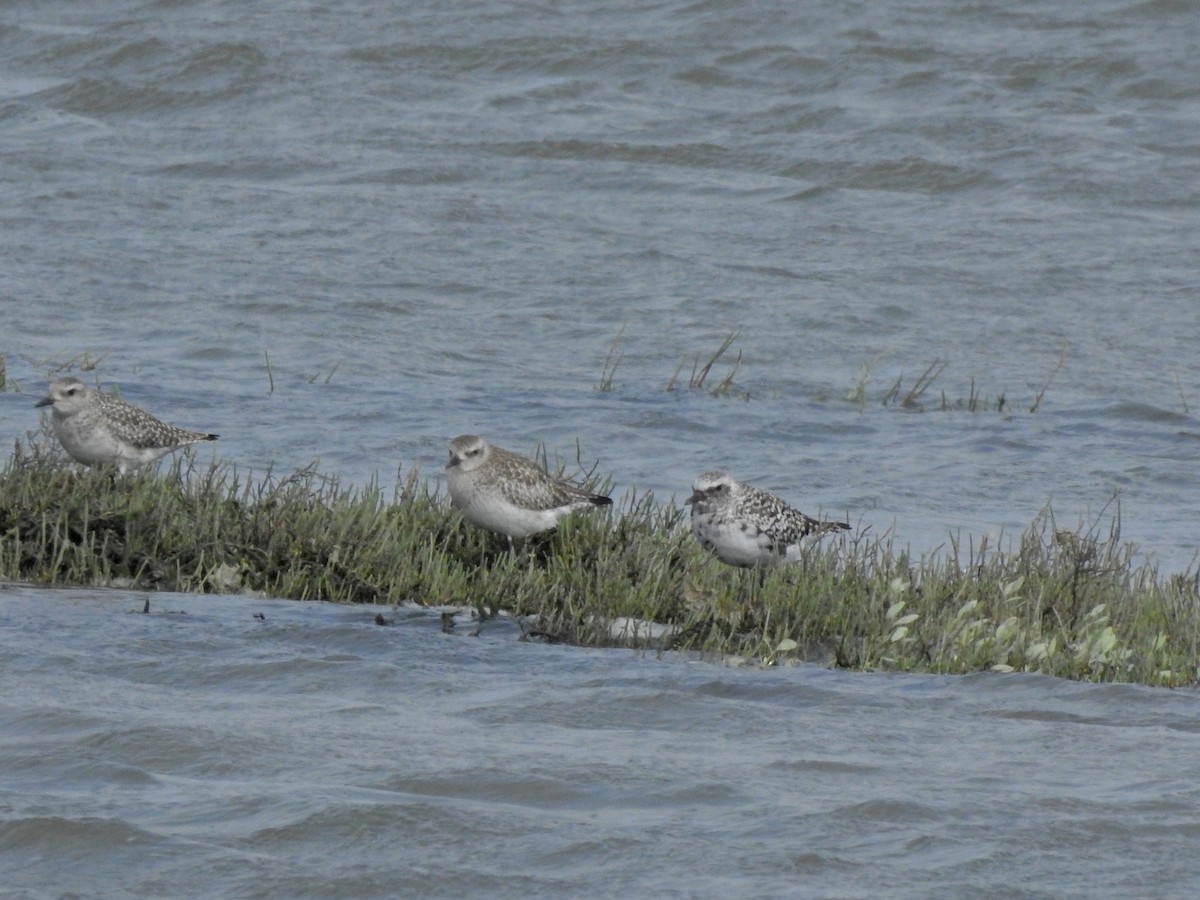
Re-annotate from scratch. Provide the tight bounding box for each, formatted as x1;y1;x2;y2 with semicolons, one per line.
1;0;1199;893
4;585;1200;898
2;0;1198;570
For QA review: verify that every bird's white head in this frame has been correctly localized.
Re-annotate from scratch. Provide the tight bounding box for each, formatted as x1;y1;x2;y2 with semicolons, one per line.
35;376;91;417
446;434;490;473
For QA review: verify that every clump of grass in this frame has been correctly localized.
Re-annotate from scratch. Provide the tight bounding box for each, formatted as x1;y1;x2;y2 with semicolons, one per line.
1;445;1196;687
40;351;108;376
595;325;626;393
308;362;341;384
593;328;744;397
666;502;1200;687
877;359;1010;412
845;353;885;408
666;330;743;396
1030;340;1068;413
849;344;1069;413
880;359;949;409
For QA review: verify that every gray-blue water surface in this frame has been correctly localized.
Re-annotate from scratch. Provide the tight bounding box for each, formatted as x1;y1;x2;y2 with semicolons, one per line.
4;585;1200;898
1;0;1199;894
1;0;1197;570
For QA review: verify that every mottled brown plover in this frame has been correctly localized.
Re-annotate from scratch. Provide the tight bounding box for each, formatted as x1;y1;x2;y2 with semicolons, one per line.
36;376;218;473
445;434;612;540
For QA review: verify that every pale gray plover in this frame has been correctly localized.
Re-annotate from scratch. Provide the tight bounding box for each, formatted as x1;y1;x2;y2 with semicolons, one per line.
445;434;612;540
687;471;848;568
36;375;219;473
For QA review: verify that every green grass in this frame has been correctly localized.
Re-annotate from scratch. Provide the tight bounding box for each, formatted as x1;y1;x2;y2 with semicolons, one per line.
595;328;745;397
2;443;1197;687
595;325;626;393
666;330;742;395
595;332;1068;412
846;342;1070;413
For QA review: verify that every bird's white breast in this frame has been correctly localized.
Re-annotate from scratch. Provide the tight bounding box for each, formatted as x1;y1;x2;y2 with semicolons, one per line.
447;466;564;538
692;513;798;568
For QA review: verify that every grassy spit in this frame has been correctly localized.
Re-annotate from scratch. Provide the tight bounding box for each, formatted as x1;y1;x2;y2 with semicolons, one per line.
1;445;1198;687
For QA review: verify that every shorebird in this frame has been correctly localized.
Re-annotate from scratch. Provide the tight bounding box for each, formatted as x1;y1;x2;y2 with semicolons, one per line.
687;470;848;568
36;376;218;473
445;434;612;540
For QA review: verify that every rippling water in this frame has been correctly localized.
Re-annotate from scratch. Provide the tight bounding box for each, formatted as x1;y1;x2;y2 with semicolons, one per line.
2;0;1199;893
3;0;1199;570
4;585;1200;898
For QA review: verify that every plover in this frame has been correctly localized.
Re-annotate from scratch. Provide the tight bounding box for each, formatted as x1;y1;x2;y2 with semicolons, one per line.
445;434;612;540
35;375;219;472
687;471;848;568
